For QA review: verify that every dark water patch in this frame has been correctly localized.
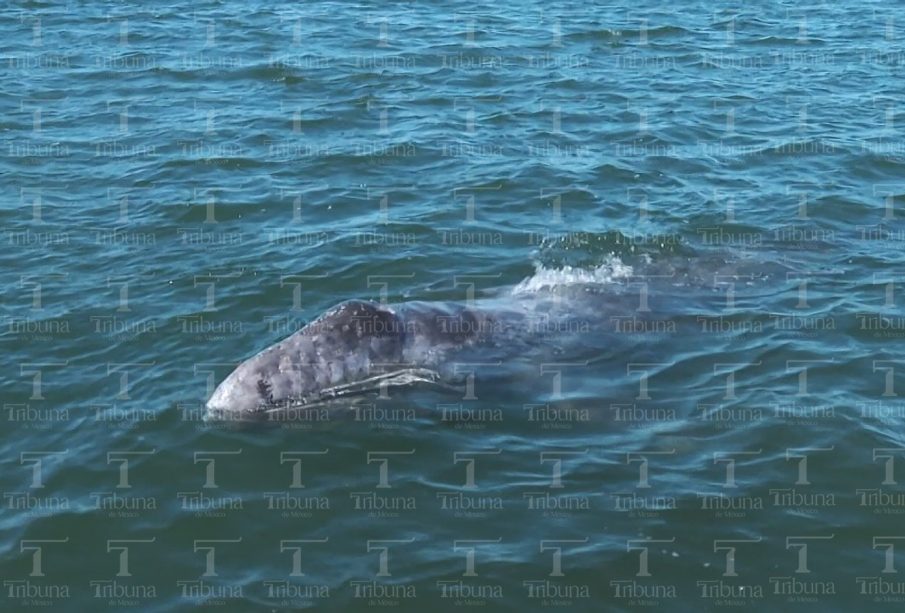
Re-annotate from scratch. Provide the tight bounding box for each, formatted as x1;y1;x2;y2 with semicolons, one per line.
565;24;695;45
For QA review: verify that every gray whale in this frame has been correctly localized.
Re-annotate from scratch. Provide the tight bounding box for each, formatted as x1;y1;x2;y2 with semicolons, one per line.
204;254;788;421
204;298;539;421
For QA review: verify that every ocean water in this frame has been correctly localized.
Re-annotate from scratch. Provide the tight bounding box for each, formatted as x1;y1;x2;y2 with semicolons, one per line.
2;0;905;610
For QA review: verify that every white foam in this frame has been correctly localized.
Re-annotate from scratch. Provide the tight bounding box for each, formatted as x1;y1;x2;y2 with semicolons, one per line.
511;256;633;294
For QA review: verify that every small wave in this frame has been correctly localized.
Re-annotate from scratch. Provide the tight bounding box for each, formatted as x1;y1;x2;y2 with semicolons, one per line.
511;256;633;294
565;24;693;44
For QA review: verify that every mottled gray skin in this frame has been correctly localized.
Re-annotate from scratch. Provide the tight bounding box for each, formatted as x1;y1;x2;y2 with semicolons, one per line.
205;255;790;421
205;299;519;420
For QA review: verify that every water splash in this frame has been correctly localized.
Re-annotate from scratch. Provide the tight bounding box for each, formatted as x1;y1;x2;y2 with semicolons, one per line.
511;256;633;294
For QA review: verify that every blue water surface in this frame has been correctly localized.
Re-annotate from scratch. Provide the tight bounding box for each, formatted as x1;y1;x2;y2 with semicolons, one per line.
2;1;905;610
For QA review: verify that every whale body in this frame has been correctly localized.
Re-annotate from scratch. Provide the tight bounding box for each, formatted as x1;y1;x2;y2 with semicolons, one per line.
204;298;538;421
204;254;789;421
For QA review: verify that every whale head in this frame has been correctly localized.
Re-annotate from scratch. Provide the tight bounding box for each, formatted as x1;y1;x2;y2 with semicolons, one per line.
204;301;407;421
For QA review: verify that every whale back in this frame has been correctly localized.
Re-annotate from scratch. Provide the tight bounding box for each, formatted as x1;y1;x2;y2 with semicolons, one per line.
205;300;408;419
205;253;796;421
